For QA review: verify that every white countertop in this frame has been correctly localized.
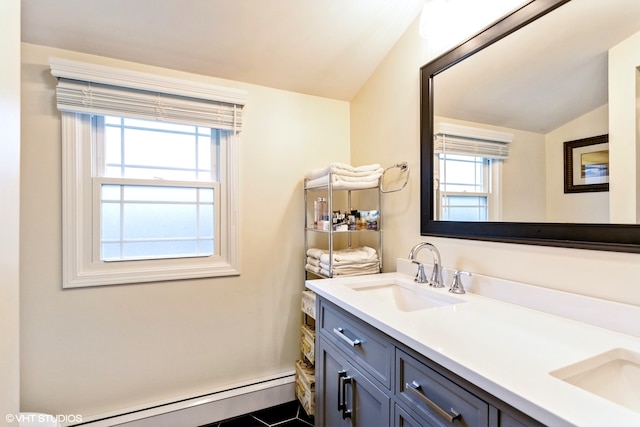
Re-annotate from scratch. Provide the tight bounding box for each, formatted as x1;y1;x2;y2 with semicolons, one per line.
306;263;640;427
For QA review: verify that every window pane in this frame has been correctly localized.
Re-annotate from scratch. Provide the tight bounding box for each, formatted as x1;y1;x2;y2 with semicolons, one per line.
442;196;488;221
446;196;487;207
439;154;486;192
199;204;214;237
123;185;199;203
101;242;121;260
124;128;196;170
101;203;121;240
105;126;122;166
199;188;214;203
121;240;201;259
123;117;195;134
198;135;212;174
101;115;217;181
104;116;121;125
122;203;197;239
102;184;121;201
100;184;215;261
199;239;214;254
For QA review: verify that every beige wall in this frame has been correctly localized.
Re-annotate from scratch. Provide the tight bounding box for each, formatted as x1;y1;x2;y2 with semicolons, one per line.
1;1;21;423
351;17;640;305
545;104;609;223
20;43;350;416
609;30;640;223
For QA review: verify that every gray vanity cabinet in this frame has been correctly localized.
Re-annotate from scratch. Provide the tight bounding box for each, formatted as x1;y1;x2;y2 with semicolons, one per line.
315;297;544;427
316;296;393;426
317;337;391;426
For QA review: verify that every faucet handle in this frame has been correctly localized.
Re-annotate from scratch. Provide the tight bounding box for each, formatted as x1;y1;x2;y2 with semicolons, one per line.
449;270;471;294
429;262;445;288
412;260;428;284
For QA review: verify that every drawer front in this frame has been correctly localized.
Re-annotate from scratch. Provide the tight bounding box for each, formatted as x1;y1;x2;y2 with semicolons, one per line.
395;403;439;427
319;299;393;389
396;350;489;427
499;409;545;427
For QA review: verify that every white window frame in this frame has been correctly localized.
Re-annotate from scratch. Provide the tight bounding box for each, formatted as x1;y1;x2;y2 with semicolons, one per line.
53;59;244;288
62;113;239;287
435;154;503;221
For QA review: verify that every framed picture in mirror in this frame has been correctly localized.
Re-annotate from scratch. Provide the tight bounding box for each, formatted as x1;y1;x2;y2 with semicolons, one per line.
564;134;609;193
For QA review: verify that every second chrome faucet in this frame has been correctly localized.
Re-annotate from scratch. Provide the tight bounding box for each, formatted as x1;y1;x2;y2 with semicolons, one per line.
408;242;444;288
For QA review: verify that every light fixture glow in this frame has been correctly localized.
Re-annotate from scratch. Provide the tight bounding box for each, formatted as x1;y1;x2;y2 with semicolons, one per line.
419;0;529;54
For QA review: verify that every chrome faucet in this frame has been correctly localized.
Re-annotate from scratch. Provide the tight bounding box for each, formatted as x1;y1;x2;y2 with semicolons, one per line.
449;270;471;294
408;242;444;288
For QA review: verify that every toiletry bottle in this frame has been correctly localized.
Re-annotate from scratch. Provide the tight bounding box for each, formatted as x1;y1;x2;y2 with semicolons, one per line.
357;211;367;231
317;197;328;230
348;210;357;231
313;200;318;228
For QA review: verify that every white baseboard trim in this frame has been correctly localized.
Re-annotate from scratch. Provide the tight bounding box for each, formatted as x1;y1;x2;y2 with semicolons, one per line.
71;371;296;427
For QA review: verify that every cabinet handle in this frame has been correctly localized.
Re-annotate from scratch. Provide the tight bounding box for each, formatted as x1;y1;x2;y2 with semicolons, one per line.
340;372;353;419
333;327;362;347
406;381;461;423
337;370;347;411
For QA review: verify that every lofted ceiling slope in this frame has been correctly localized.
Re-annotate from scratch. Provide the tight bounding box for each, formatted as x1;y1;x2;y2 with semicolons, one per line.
21;0;425;101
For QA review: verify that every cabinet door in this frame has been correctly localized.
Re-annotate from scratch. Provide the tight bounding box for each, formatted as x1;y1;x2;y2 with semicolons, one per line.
498;410;545;427
317;337;390;427
319;299;394;389
394;403;430;427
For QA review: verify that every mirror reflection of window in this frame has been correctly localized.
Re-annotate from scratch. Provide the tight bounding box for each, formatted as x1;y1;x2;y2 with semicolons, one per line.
433;124;510;221
436;154;494;221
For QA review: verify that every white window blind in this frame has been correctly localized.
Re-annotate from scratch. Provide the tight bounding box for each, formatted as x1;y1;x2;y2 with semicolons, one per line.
434;123;512;160
50;57;245;131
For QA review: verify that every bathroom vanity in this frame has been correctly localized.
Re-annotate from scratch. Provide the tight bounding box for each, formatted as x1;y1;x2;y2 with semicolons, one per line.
316;298;540;426
306;263;640;426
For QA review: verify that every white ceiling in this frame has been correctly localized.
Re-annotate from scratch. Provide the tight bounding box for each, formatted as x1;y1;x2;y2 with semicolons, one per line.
20;0;425;101
21;1;640;133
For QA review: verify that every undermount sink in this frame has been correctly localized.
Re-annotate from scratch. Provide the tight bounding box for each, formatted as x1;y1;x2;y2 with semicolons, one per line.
550;348;640;413
345;280;463;312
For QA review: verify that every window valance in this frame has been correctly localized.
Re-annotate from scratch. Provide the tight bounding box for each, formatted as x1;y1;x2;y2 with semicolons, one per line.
50;57;246;131
434;123;512;159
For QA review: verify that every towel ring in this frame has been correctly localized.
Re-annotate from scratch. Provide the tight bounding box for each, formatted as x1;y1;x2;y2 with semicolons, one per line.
381;162;410;193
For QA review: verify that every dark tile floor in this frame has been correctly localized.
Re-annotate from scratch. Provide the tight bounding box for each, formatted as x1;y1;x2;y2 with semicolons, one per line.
201;400;314;427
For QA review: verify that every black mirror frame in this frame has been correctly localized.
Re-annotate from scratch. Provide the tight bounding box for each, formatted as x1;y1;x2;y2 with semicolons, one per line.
420;0;640;253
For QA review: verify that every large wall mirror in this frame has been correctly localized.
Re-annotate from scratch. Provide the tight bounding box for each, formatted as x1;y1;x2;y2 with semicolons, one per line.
420;0;640;252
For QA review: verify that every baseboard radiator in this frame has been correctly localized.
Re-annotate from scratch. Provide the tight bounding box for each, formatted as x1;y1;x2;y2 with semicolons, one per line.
71;371;296;427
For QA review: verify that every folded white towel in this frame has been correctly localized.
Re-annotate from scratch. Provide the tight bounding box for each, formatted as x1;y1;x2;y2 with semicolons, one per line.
320;262;380;277
310;246;378;261
305;263;322;274
306;176;381;190
306;248;326;259
305;163;382;180
332;162;382;173
320;260;380;271
306;257;321;267
319;246;378;264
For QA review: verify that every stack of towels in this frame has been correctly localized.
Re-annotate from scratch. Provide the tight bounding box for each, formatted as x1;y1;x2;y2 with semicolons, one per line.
305;162;384;190
306;246;380;277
